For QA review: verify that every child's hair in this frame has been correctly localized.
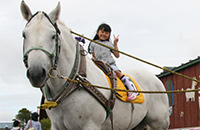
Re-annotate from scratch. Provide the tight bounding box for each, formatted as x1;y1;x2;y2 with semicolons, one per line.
88;23;112;54
93;23;112;41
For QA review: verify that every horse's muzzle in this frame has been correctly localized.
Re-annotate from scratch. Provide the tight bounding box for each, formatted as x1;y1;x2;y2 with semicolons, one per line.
27;66;47;88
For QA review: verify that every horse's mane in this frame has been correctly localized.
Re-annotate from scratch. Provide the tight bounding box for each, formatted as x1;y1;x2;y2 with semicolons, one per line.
55;19;76;51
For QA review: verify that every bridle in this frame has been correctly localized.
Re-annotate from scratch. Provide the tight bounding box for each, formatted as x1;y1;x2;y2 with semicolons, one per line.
23;11;61;69
22;11;82;102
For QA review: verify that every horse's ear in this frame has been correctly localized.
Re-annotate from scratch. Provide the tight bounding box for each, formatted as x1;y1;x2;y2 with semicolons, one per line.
20;0;32;21
49;2;61;23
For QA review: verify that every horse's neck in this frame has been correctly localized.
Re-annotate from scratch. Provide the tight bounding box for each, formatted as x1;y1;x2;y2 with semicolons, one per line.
48;22;77;93
59;23;77;75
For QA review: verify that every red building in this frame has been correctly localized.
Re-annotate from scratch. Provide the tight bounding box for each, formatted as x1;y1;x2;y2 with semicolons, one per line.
157;57;200;129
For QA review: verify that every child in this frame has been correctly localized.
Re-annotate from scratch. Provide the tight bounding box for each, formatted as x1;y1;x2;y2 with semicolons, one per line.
88;23;138;101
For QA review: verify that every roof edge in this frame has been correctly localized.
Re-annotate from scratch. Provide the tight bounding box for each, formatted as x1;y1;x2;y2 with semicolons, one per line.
157;57;200;78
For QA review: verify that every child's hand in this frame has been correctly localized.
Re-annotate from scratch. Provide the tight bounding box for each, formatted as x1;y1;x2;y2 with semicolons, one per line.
113;35;120;58
113;35;119;45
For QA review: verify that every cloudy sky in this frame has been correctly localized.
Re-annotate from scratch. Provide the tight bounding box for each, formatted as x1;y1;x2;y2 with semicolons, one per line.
0;0;199;122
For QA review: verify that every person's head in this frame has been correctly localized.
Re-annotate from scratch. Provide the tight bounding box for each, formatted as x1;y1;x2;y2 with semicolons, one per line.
31;112;39;121
93;23;112;41
13;120;20;127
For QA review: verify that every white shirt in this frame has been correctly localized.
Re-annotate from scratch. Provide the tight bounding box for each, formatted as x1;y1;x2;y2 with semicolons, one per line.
25;120;41;130
89;40;116;64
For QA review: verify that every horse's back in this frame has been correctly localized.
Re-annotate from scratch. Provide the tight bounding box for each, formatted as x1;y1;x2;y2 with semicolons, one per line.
126;70;165;90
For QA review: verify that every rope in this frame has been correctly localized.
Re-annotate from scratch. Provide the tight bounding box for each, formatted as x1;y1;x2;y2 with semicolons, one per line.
71;30;200;83
66;77;199;94
37;101;57;109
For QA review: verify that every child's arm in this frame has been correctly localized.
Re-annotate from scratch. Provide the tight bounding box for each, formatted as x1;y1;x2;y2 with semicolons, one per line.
113;35;120;58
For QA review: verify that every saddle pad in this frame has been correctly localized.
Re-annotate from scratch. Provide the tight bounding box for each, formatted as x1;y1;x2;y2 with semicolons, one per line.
106;74;145;104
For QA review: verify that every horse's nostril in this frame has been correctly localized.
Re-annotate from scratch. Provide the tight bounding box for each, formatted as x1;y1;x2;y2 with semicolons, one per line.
27;68;47;79
42;68;46;77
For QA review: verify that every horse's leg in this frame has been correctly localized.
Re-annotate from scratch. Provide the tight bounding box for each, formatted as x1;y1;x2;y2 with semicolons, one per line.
133;116;169;130
82;125;101;130
80;119;102;130
131;118;147;130
147;119;169;130
50;125;56;130
50;120;68;130
145;106;169;130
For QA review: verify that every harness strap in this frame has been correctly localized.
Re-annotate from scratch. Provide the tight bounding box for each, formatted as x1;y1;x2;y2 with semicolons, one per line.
54;44;88;104
53;45;87;104
77;75;116;112
79;60;117;130
92;59;117;130
92;60;117;108
109;73;116;130
78;45;87;77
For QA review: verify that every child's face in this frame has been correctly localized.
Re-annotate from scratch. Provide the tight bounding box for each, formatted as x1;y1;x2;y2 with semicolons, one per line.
97;28;110;41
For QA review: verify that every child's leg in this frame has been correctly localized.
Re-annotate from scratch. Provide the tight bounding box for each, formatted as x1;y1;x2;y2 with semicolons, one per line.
115;70;135;90
115;70;138;101
120;75;137;90
120;75;135;90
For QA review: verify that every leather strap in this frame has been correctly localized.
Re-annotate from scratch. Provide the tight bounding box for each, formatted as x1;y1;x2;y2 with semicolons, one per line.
77;70;116;130
78;45;87;77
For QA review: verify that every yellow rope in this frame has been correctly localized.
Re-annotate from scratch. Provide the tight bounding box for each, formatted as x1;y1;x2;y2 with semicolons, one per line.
71;30;200;83
67;78;199;94
38;76;199;110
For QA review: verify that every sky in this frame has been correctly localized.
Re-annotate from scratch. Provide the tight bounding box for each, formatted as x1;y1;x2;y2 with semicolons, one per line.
0;0;199;122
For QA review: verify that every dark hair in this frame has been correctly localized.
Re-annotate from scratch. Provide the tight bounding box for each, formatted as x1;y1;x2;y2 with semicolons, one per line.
13;120;20;127
93;23;112;41
31;112;39;121
88;23;112;53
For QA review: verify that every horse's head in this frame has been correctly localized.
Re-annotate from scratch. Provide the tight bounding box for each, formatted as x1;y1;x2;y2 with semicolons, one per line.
20;1;61;88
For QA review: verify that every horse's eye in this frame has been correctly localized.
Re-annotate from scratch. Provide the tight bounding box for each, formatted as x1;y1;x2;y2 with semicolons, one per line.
22;32;26;39
52;35;56;40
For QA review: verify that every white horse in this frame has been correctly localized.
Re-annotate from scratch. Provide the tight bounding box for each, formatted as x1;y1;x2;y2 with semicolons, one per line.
20;1;169;130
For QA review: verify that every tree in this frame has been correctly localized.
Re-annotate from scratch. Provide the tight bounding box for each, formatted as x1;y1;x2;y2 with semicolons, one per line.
15;108;31;129
40;118;51;130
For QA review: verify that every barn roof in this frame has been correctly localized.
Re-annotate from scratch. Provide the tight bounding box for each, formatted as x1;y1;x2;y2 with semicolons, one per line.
157;56;200;78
